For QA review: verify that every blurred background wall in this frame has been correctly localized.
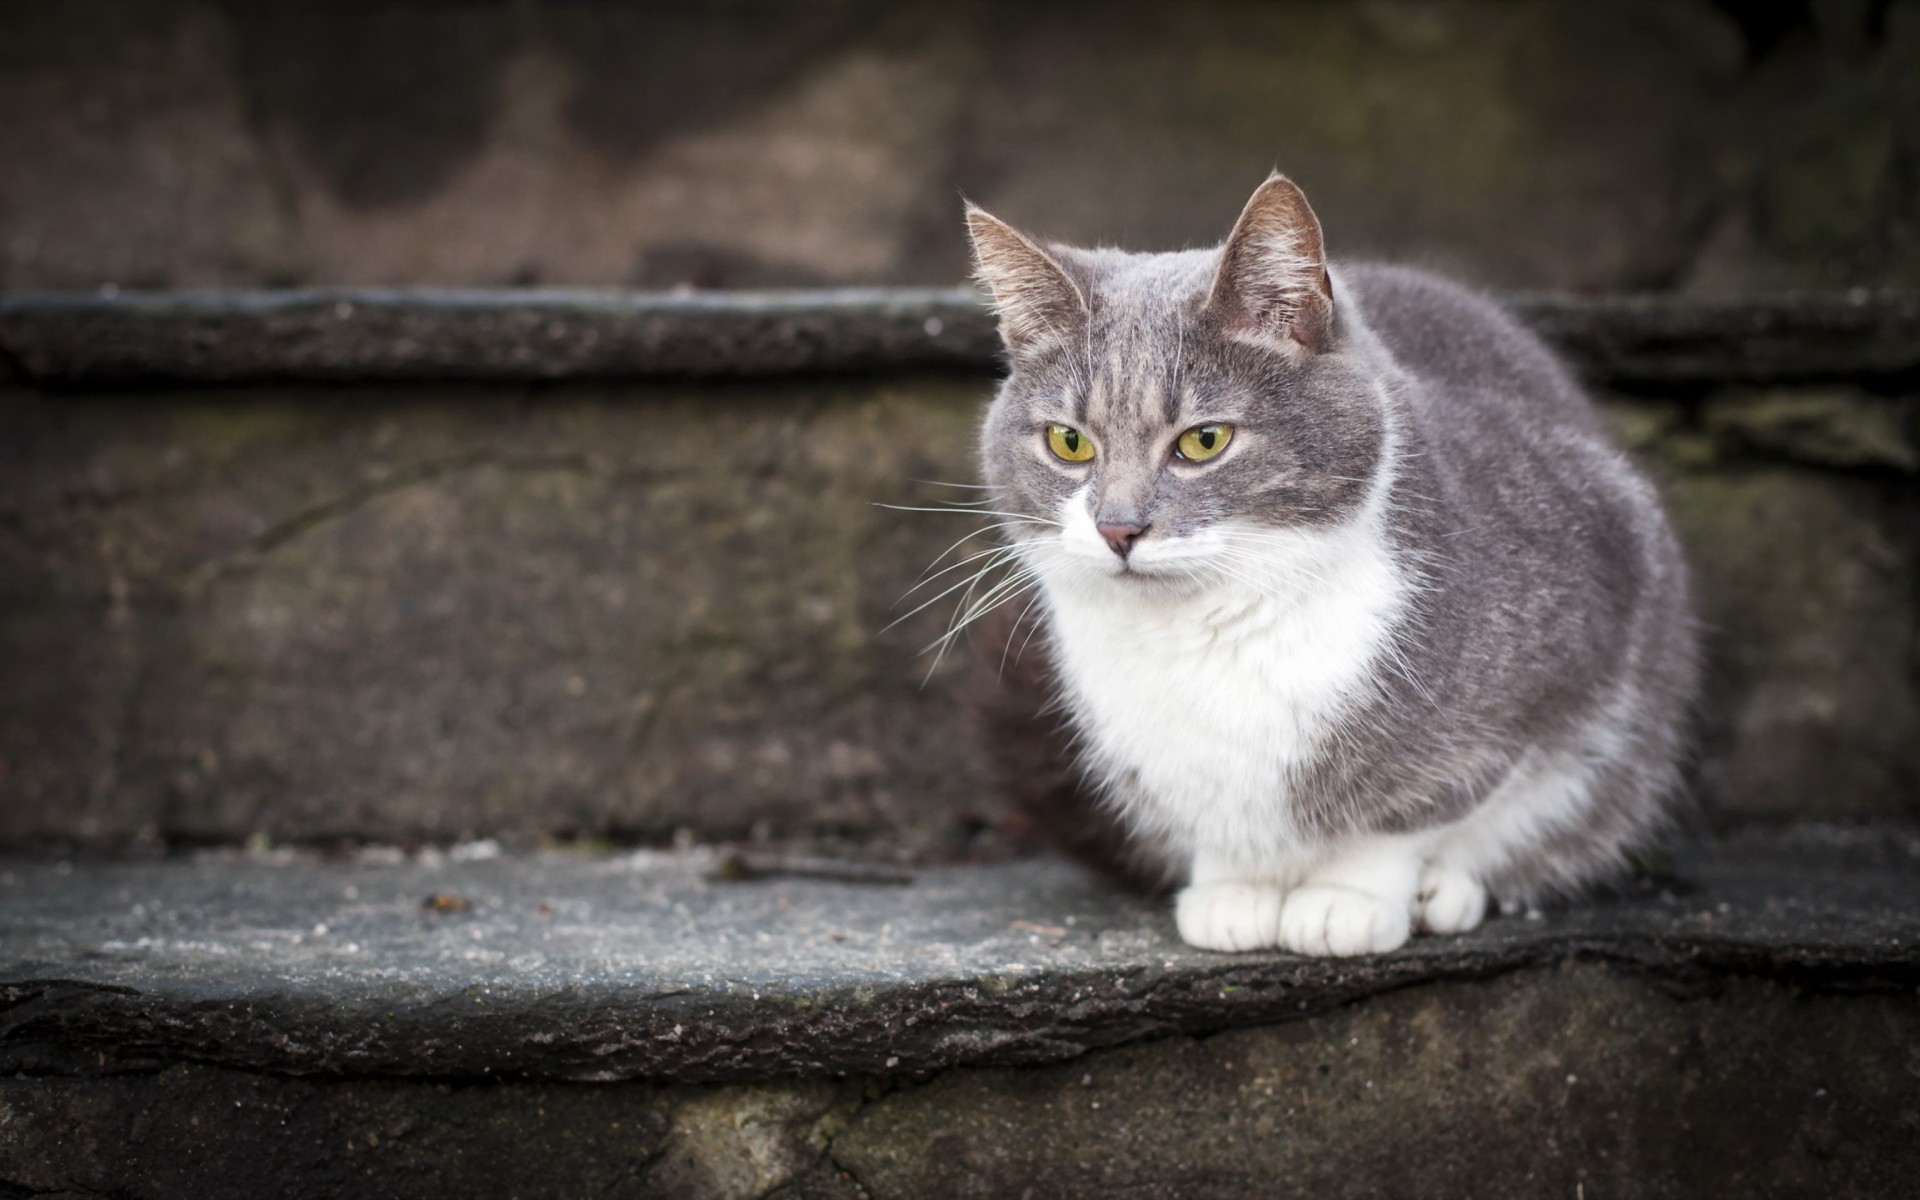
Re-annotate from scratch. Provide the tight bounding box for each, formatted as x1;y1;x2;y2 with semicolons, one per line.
2;0;1915;855
4;0;1917;295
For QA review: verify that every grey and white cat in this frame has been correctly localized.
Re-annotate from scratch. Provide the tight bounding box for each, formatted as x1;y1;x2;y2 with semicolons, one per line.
964;174;1697;957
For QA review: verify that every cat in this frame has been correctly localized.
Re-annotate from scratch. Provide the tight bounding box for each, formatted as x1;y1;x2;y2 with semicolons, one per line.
962;173;1698;957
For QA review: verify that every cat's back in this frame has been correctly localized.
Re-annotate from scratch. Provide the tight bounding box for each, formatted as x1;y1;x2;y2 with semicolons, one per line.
1337;263;1604;441
1334;260;1693;760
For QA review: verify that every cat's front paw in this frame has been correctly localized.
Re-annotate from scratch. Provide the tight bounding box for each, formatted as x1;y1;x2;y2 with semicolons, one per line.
1174;881;1285;951
1279;885;1412;957
1414;864;1487;935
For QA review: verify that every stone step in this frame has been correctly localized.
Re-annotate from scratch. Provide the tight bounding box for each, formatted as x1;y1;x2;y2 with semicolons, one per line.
5;287;1920;386
3;826;1917;1197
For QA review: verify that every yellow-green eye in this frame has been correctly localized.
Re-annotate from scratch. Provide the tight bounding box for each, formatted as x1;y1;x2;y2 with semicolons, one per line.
1176;423;1233;462
1047;424;1095;463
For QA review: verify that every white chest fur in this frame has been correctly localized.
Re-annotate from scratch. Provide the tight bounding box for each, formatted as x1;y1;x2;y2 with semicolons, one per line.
1039;518;1406;870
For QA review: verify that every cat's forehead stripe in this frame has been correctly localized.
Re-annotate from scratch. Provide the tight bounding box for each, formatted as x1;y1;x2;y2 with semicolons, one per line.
1079;304;1186;434
1021;250;1207;436
1086;353;1171;439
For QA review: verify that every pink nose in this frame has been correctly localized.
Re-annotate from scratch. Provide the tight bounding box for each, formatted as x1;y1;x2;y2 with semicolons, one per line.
1096;521;1148;558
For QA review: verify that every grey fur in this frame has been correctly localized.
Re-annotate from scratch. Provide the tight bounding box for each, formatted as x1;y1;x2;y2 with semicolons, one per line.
965;176;1698;904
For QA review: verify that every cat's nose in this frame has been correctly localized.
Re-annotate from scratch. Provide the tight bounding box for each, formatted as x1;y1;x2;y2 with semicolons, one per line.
1096;521;1149;558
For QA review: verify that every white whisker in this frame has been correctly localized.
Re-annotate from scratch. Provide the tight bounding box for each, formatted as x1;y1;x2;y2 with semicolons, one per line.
873;503;1061;526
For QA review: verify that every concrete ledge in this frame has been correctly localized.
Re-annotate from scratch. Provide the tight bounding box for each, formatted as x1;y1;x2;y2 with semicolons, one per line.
3;288;1919;386
4;826;1916;1085
0;288;998;385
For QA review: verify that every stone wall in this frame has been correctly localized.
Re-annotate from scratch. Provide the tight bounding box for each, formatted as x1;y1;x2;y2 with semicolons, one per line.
0;379;989;850
3;0;1917;295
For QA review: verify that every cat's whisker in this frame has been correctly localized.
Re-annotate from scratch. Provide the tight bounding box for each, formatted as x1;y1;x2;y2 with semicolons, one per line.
910;522;1041;585
996;585;1050;678
936;536;1052;624
1006;589;1052;671
947;553;1040;639
872;503;1062;526
899;541;1025;600
920;567;1042;681
882;549;1030;633
940;576;1037;657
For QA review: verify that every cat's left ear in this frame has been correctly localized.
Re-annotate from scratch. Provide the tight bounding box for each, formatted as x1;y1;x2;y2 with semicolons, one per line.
966;204;1089;358
1204;173;1334;353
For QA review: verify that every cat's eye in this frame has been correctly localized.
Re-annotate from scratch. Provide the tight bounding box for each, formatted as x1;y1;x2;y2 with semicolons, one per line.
1046;424;1095;463
1175;423;1233;462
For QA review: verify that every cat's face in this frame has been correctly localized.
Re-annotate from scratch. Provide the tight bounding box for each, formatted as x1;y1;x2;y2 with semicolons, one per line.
972;176;1388;591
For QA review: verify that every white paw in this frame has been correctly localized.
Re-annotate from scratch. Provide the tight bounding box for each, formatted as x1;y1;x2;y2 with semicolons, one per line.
1174;881;1286;952
1278;885;1411;957
1414;865;1487;935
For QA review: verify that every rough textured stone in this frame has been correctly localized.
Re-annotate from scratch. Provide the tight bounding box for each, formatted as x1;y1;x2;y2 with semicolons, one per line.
0;379;997;850
5;289;1919;386
1659;468;1919;822
1;834;1917;1198
0;289;1002;384
1594;390;1920;825
2;972;1915;1199
832;967;1920;1200
4;1;1918;295
0;1065;862;1200
1702;387;1918;473
2;829;1916;1083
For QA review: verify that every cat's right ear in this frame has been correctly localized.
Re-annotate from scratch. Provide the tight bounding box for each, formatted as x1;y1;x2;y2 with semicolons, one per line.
966;205;1088;357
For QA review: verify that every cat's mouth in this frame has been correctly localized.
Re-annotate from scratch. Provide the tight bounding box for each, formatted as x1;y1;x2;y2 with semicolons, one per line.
1066;537;1213;584
1098;552;1213;591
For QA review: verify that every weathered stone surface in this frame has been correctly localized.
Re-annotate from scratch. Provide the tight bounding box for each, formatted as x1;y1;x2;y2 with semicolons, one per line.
4;1;1918;295
6;289;1919;387
2;829;1916;1083
1;834;1916;1198
4;971;1917;1200
1659;468;1919;822
0;289;1002;384
0;1064;863;1200
1594;390;1920;824
0;379;997;850
1702;387;1918;473
3;970;1916;1199
1508;291;1920;386
832;967;1920;1200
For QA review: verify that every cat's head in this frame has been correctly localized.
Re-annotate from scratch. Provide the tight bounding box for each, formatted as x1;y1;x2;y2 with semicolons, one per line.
969;174;1390;592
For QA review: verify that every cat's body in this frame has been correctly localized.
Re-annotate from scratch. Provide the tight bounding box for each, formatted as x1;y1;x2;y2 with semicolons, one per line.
965;176;1696;956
